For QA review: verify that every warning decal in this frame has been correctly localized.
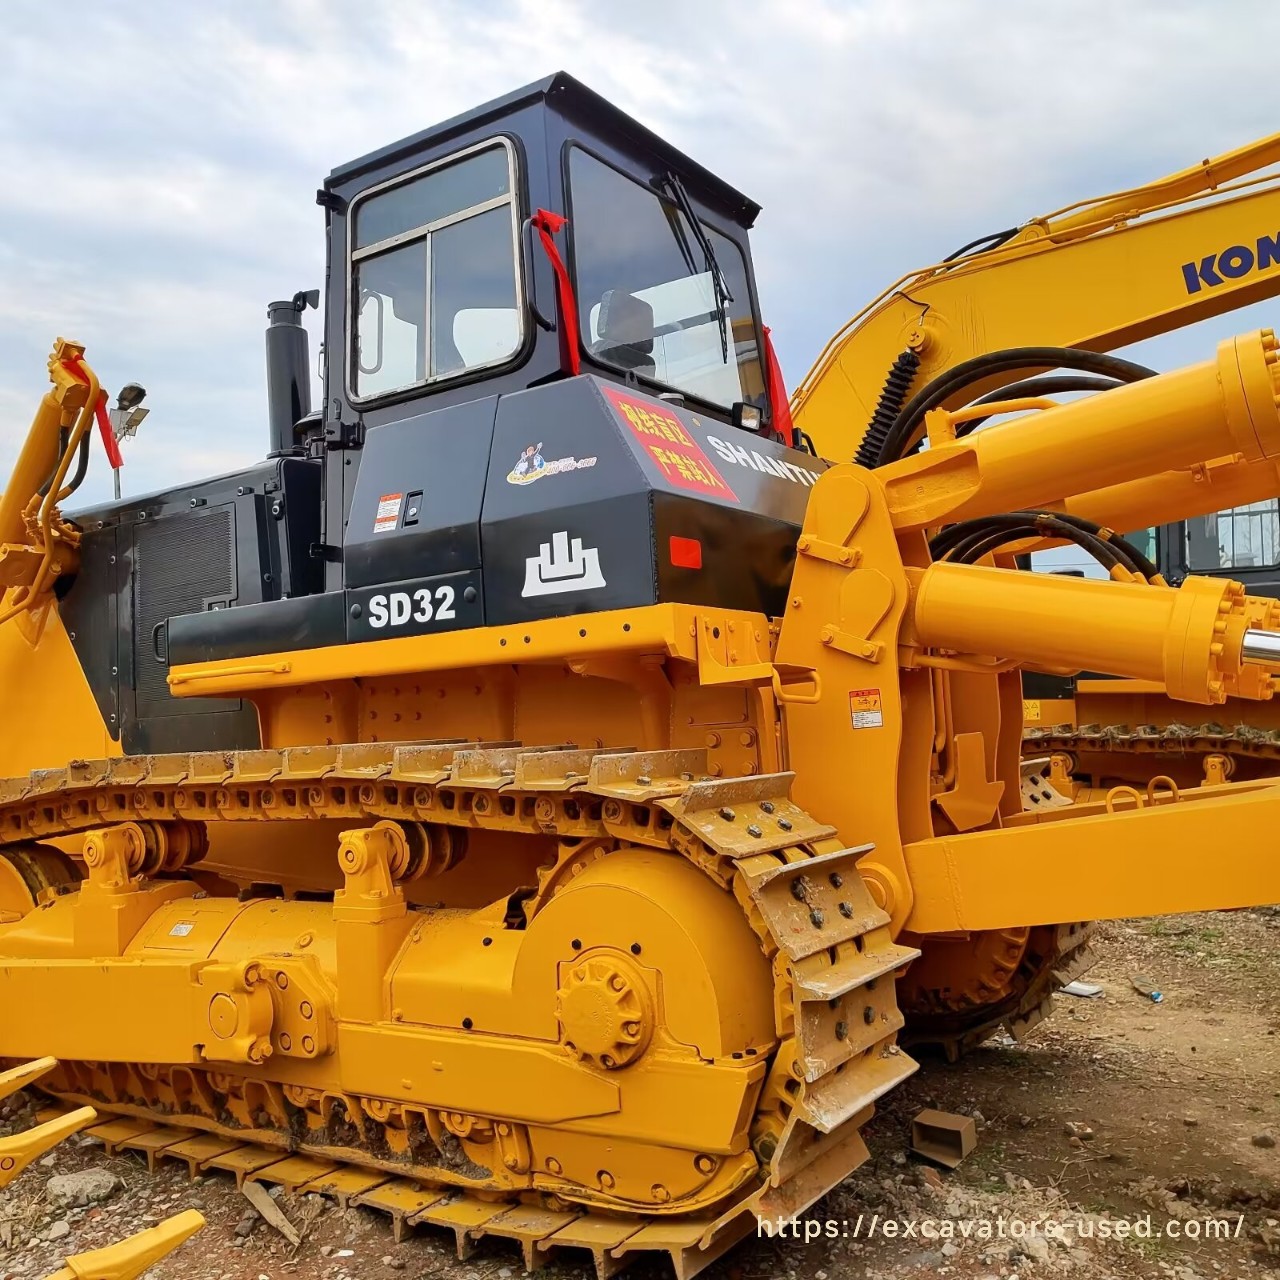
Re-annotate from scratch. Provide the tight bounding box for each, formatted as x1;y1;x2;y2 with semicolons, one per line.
849;688;883;730
373;492;403;533
1022;699;1042;723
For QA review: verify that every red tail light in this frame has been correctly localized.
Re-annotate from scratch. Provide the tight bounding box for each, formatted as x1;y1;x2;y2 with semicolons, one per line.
669;535;703;569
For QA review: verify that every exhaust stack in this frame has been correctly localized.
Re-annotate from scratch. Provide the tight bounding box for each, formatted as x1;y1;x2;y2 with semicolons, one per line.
265;289;318;456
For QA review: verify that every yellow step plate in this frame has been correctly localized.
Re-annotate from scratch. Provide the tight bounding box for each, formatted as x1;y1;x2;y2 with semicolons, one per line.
354;1181;451;1242
412;1193;512;1259
476;1204;581;1272
247;1154;338;1192
84;1117;156;1154
119;1127;198;1172
541;1214;648;1279
163;1134;246;1179
299;1166;393;1208
615;1215;755;1280
202;1144;287;1187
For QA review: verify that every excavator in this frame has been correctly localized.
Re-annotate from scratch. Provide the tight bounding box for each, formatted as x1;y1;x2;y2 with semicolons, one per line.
791;130;1280;795
2;73;1280;1278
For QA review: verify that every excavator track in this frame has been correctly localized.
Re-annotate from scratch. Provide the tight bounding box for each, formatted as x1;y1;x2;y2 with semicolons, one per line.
1026;721;1280;781
0;742;919;1278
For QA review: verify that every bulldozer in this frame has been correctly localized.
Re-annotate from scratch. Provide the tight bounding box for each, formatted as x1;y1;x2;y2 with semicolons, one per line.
790;127;1280;796
2;73;1280;1277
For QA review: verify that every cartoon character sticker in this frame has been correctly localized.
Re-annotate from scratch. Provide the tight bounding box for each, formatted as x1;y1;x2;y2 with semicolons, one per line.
506;443;597;485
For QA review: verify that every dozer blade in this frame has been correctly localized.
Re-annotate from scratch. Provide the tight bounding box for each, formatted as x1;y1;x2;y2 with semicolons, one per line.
45;1209;206;1280
0;1103;97;1189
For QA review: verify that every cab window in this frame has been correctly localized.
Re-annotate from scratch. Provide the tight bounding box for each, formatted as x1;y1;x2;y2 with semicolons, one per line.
349;141;522;399
568;147;765;414
1186;500;1280;570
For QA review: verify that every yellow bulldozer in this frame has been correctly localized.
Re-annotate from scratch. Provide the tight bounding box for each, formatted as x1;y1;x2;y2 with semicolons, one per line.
2;73;1280;1278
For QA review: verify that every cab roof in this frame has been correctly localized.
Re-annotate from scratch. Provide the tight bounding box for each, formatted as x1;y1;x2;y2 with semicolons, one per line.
324;71;761;227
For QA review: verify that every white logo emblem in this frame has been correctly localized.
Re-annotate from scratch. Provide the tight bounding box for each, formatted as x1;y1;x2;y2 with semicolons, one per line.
522;531;606;597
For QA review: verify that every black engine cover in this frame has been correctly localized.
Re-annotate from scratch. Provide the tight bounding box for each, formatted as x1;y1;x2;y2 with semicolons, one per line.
166;377;825;661
340;375;823;639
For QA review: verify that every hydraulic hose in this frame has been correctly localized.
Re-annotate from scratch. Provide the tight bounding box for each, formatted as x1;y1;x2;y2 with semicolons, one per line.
36;427;71;499
957;375;1126;435
57;431;92;501
875;346;1158;466
942;227;1020;262
930;511;1158;577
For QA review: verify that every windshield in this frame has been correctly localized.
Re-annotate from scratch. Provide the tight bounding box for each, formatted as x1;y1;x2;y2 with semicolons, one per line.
568;147;765;413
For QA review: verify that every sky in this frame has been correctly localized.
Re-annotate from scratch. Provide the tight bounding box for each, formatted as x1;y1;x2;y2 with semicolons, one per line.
1;0;1278;537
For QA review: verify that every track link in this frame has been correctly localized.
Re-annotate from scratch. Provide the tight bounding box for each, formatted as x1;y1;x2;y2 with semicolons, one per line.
1025;721;1280;779
0;741;919;1277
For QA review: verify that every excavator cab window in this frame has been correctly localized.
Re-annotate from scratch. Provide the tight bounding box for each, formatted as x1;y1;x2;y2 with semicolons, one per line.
348;139;523;401
567;146;766;415
1185;499;1280;571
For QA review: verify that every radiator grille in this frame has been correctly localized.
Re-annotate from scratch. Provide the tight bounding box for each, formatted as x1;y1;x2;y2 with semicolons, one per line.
133;508;235;716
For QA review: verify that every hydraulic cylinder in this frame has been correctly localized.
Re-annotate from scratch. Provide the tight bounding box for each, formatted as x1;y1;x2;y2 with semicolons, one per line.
911;561;1280;704
880;329;1280;531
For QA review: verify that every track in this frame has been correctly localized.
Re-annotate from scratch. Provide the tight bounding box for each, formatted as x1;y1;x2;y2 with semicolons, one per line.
900;922;1097;1062
0;742;920;1278
1025;721;1280;782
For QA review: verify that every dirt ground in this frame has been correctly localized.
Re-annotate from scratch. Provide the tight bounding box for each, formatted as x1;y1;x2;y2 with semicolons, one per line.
2;908;1277;1280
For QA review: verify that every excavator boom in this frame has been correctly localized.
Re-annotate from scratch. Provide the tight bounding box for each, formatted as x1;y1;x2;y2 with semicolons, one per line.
793;129;1280;465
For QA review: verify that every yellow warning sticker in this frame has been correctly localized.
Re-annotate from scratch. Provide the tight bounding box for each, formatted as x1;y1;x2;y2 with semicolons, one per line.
1023;699;1042;723
849;688;883;730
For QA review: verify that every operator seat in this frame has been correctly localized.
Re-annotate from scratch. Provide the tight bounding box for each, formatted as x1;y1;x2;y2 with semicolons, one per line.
593;289;655;378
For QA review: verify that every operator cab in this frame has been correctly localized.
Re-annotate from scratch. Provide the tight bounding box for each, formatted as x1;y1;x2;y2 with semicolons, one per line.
322;74;769;440
281;71;822;631
73;74;826;755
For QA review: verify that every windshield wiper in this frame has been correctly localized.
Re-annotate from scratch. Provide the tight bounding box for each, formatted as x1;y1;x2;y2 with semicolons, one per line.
661;172;734;362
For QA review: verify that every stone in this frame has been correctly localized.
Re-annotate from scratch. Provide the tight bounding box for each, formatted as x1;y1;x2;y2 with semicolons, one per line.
920;1167;944;1191
941;1241;960;1257
45;1170;121;1209
44;1219;71;1242
1252;1133;1276;1149
1017;1233;1050;1262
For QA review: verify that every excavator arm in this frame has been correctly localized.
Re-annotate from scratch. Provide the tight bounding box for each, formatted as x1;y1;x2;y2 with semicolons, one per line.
792;129;1280;473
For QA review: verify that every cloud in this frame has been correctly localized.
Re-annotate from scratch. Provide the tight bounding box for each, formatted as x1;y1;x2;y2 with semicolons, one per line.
1;0;1277;506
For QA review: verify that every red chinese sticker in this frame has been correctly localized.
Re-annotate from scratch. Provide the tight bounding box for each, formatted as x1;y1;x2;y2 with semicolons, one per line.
604;388;738;502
